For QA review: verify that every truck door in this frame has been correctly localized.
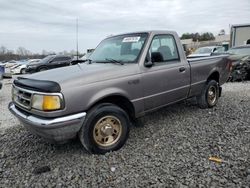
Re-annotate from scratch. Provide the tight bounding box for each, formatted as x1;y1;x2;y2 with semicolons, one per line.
141;34;190;111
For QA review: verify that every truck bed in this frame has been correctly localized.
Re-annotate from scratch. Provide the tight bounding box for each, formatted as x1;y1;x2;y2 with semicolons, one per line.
187;55;230;97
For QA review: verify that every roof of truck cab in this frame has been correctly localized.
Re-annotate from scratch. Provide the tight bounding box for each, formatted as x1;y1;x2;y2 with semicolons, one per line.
105;30;177;38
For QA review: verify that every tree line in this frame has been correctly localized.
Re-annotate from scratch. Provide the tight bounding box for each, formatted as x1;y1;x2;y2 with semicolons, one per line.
0;46;84;62
180;32;215;42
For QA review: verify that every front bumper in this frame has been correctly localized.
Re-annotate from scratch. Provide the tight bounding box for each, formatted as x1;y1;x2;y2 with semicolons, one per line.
9;102;86;142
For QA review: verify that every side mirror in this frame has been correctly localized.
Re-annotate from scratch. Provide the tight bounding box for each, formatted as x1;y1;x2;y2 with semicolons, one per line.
144;61;153;68
144;52;153;68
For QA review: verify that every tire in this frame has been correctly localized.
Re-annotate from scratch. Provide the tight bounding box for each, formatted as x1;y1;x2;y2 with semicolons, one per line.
79;103;130;154
197;80;219;109
38;67;47;72
20;68;26;74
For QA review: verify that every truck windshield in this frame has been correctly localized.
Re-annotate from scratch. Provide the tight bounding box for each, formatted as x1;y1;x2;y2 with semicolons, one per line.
89;33;148;63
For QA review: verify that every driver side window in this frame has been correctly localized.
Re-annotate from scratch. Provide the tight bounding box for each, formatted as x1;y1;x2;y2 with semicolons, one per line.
149;35;180;64
52;57;69;62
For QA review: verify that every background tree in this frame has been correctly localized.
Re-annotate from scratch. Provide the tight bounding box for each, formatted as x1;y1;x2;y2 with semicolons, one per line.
16;47;31;56
0;46;86;61
180;32;215;42
180;33;192;40
0;46;8;54
199;32;215;41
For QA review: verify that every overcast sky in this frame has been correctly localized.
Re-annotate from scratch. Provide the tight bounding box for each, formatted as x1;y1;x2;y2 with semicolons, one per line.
0;0;250;53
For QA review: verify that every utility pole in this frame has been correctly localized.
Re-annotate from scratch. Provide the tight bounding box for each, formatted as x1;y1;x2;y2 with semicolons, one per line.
76;18;79;61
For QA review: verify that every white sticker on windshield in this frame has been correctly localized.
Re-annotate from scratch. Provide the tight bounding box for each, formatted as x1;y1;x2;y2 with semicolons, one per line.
122;36;140;43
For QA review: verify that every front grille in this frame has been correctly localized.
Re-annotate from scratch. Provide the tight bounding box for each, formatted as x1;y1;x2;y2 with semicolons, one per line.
12;85;32;109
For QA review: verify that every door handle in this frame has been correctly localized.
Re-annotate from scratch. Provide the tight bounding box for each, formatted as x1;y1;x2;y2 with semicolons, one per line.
179;67;186;72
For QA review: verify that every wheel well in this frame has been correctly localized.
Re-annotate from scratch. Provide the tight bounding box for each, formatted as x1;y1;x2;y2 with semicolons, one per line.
90;95;135;120
20;68;25;74
38;66;47;70
207;72;219;83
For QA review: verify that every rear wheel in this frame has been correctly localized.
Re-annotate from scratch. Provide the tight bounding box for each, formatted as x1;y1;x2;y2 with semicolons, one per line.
79;103;130;154
197;80;219;109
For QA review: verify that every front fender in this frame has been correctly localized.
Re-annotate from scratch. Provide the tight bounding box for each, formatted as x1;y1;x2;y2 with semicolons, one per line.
86;87;130;109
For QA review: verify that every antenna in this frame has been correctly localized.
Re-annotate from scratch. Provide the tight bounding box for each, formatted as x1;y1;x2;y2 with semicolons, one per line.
76;18;79;61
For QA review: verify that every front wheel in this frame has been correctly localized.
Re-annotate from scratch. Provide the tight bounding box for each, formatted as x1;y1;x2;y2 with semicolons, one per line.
20;68;26;74
197;80;219;109
79;103;130;154
38;67;48;72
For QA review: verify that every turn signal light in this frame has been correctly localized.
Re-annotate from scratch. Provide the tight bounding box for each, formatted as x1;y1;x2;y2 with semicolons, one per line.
43;96;61;111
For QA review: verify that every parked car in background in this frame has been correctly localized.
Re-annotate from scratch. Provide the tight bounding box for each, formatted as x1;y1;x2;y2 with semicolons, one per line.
0;61;7;67
0;65;3;89
11;59;41;74
28;59;41;64
1;61;15;78
10;60;29;74
4;60;18;68
26;55;72;73
9;30;232;154
187;46;225;58
226;45;250;81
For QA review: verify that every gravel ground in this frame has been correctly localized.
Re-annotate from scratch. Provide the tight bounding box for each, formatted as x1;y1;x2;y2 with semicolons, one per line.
0;78;250;187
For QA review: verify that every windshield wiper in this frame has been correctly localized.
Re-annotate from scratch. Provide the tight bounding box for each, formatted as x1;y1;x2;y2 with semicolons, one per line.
105;58;124;65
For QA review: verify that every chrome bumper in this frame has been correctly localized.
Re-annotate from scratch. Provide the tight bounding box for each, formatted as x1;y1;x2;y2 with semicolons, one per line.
9;102;86;142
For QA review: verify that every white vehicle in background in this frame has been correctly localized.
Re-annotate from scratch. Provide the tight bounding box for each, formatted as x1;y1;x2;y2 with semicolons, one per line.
11;59;41;74
4;60;18;68
187;46;225;58
0;61;4;66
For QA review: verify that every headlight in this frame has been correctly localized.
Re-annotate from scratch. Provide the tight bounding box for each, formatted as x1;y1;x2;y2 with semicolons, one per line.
32;94;63;111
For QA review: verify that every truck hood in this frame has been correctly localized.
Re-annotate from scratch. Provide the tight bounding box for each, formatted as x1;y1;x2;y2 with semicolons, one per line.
22;63;140;90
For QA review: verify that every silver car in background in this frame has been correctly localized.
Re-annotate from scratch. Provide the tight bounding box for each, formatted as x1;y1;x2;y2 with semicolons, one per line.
11;59;41;74
188;46;225;58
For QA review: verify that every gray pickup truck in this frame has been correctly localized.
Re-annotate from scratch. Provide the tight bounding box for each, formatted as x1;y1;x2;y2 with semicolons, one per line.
9;31;232;154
